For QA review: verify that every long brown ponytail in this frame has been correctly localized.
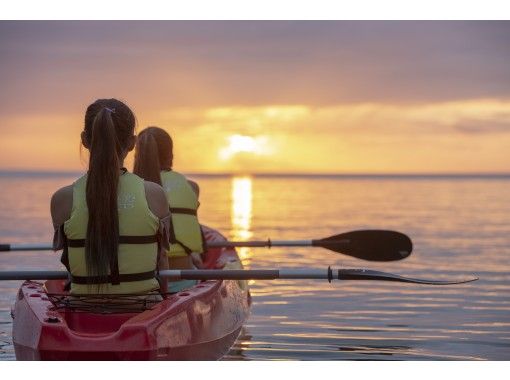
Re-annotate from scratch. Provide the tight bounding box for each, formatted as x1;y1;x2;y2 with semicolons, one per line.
83;99;135;283
133;126;173;186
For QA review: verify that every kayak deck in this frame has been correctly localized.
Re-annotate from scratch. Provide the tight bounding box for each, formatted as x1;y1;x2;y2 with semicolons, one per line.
12;226;251;360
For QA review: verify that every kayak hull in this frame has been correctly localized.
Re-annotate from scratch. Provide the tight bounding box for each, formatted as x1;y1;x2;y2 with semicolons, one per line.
12;226;250;360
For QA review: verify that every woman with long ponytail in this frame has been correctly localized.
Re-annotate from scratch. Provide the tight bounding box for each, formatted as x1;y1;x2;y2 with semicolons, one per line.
51;99;170;296
134;126;204;293
84;106;122;282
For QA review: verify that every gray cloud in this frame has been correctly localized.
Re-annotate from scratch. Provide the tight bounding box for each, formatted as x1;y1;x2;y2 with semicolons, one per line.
454;118;510;134
0;21;509;117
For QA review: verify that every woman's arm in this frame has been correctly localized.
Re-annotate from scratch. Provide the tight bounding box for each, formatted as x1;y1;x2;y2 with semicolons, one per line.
50;185;73;229
144;181;171;293
50;185;74;273
187;179;200;199
144;181;170;220
157;245;169;293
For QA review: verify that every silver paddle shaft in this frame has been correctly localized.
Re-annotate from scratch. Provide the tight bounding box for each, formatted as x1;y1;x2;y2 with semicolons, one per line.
3;243;53;251
206;240;314;248
0;269;477;284
0;269;327;281
3;240;321;251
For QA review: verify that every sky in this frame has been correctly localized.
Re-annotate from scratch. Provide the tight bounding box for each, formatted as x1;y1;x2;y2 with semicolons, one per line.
0;21;509;173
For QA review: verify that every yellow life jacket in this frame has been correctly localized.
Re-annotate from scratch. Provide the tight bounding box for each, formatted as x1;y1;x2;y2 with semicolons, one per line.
160;170;204;257
63;171;160;294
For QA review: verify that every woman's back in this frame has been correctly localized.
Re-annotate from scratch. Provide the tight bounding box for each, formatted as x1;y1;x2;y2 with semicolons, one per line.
160;170;203;257
64;172;160;294
50;99;170;295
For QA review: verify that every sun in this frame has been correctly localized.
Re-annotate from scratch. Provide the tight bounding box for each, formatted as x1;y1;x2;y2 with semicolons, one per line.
219;134;270;161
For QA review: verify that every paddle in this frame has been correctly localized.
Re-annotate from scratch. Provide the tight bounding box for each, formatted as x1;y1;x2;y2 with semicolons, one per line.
0;230;413;261
0;268;477;285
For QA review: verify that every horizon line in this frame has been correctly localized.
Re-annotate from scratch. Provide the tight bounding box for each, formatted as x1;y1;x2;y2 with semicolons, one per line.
1;169;509;179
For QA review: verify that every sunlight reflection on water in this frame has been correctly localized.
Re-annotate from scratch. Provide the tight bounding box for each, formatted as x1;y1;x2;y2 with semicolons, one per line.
231;176;254;267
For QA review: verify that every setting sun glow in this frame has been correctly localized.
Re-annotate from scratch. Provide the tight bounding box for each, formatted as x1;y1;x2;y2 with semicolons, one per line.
219;134;271;161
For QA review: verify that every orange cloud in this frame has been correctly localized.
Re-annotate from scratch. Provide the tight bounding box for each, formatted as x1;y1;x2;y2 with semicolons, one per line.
1;99;509;173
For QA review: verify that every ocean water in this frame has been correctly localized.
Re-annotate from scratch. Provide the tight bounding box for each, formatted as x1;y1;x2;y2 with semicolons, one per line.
0;173;509;360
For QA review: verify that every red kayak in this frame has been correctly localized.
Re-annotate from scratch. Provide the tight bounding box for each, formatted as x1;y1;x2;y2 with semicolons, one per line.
11;226;251;360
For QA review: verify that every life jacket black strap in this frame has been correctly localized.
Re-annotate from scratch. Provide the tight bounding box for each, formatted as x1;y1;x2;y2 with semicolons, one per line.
173;238;193;255
64;234;158;286
169;207;197;216
67;235;159;247
71;270;156;285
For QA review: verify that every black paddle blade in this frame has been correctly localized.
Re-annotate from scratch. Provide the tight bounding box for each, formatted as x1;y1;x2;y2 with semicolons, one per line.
313;230;413;261
337;269;478;285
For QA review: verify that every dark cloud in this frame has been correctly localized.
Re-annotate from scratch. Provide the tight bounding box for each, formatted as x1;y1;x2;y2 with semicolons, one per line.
454;118;510;134
0;21;509;116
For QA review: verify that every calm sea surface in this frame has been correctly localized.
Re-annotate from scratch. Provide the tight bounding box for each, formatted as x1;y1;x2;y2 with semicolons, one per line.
0;173;509;360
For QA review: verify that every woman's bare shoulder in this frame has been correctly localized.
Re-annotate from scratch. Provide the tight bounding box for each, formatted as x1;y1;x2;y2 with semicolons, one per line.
143;181;170;219
187;179;200;198
50;185;74;228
